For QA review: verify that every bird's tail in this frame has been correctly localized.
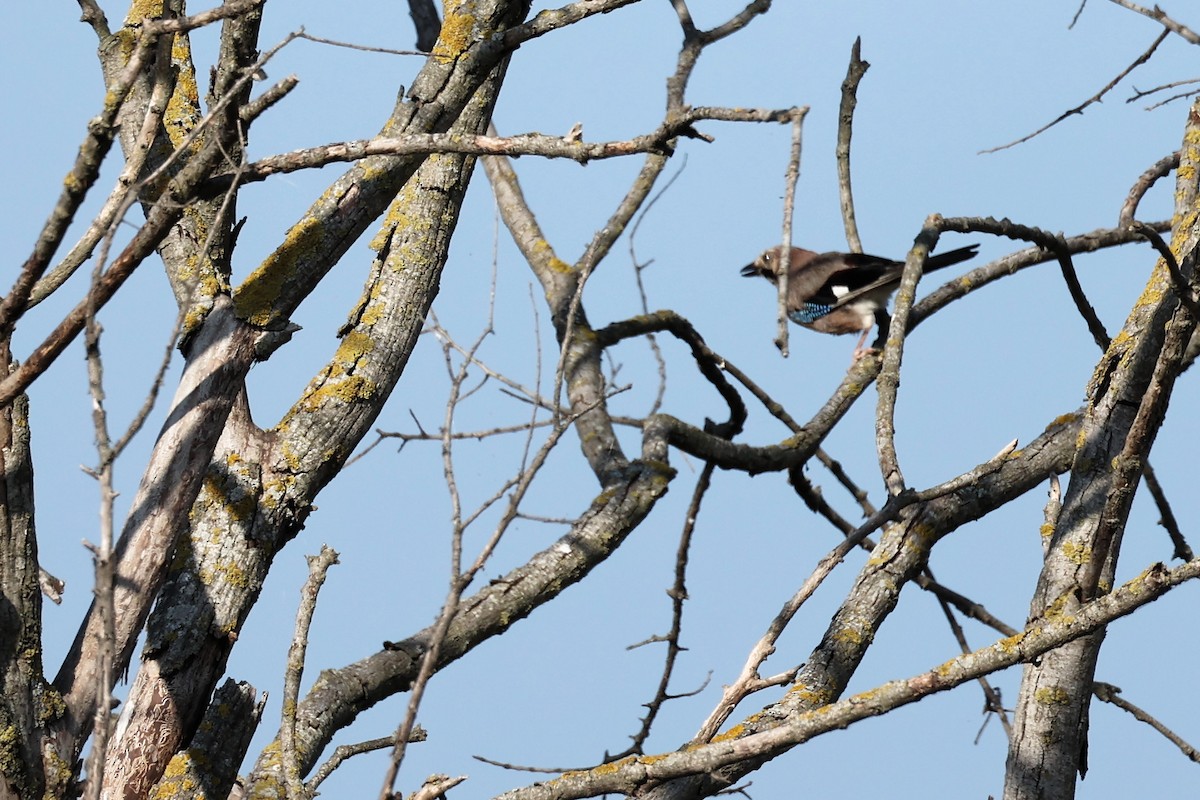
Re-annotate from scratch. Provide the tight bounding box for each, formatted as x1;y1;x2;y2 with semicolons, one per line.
925;244;980;272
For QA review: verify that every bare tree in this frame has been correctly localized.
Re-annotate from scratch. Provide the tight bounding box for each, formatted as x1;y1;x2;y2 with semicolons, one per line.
2;2;1198;800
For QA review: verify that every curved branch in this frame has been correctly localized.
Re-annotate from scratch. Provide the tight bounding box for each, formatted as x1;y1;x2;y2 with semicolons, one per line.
1119;151;1179;226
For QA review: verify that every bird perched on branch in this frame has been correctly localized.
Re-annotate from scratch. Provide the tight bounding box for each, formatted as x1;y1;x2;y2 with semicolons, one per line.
741;243;980;358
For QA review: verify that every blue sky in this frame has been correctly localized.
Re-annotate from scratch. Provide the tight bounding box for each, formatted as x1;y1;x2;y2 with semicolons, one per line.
4;1;1199;798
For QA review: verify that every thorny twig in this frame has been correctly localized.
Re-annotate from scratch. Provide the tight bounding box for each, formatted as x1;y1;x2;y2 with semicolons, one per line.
616;462;717;757
1128;77;1200;107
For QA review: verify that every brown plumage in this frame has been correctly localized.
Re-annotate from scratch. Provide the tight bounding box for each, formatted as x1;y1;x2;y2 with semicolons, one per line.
741;244;979;357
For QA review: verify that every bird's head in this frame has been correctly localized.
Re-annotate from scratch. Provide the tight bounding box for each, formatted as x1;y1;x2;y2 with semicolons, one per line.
740;246;814;282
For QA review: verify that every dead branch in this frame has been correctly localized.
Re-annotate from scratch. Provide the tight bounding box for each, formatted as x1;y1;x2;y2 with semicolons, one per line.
1093;682;1200;762
1119;151;1179;226
1107;0;1200;44
282;547;340;800
773;108;808;357
837;37;869;253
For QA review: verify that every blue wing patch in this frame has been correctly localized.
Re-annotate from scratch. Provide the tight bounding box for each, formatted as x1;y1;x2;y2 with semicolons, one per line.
790;303;833;325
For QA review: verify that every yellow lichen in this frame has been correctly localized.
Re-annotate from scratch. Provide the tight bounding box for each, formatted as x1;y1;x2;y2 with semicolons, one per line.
1046;412;1079;430
335;330;376;364
235;215;328;326
37;686;67;726
710;723;747;743
996;633;1024;654
42;745;76;798
214;559;250;588
279;443;304;473
1060;540;1090;565
434;10;476;59
1034;686;1071;705
789;684;834;706
164;40;201;150
125;0;165;23
150;750;201;799
0;725;20;776
832;626;865;646
296;374;378;412
1042;592;1076;622
638;752;671;765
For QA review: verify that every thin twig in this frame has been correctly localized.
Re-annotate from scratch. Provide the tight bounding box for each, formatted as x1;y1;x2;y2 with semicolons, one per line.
616;462;716;757
875;218;944;495
1127;77;1200;104
108;306;185;464
936;215;1115;349
1106;0;1200;44
308;735;415;794
376;326;483;793
1093;682;1200;761
1069;0;1089;28
282;546;340;800
773;108;808;356
29;31;178;308
1042;474;1063;558
1119;151;1179;226
628;158;689;416
1141;462;1193;560
382;417;556;445
695;489;918;741
297;29;429;56
1144;88;1200;111
81;274;117;800
411;775;467;800
836;36;869;253
381;305;594;796
928;564;1012;739
472;755;587;774
1128;220;1200;318
980;28;1169;153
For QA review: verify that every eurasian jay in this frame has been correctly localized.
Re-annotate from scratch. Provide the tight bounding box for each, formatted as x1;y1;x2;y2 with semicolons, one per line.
741;244;980;358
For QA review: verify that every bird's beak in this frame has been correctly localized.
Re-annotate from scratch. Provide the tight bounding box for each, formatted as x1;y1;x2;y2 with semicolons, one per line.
740;264;759;278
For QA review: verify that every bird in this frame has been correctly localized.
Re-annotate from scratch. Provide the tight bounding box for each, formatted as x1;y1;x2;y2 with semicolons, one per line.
741;243;980;358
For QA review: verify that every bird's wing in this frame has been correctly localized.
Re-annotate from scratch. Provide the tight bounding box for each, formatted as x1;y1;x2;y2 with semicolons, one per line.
794;252;898;308
831;245;979;309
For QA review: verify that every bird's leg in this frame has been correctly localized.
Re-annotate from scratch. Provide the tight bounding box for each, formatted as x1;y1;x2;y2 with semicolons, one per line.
852;310;891;360
851;329;875;360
